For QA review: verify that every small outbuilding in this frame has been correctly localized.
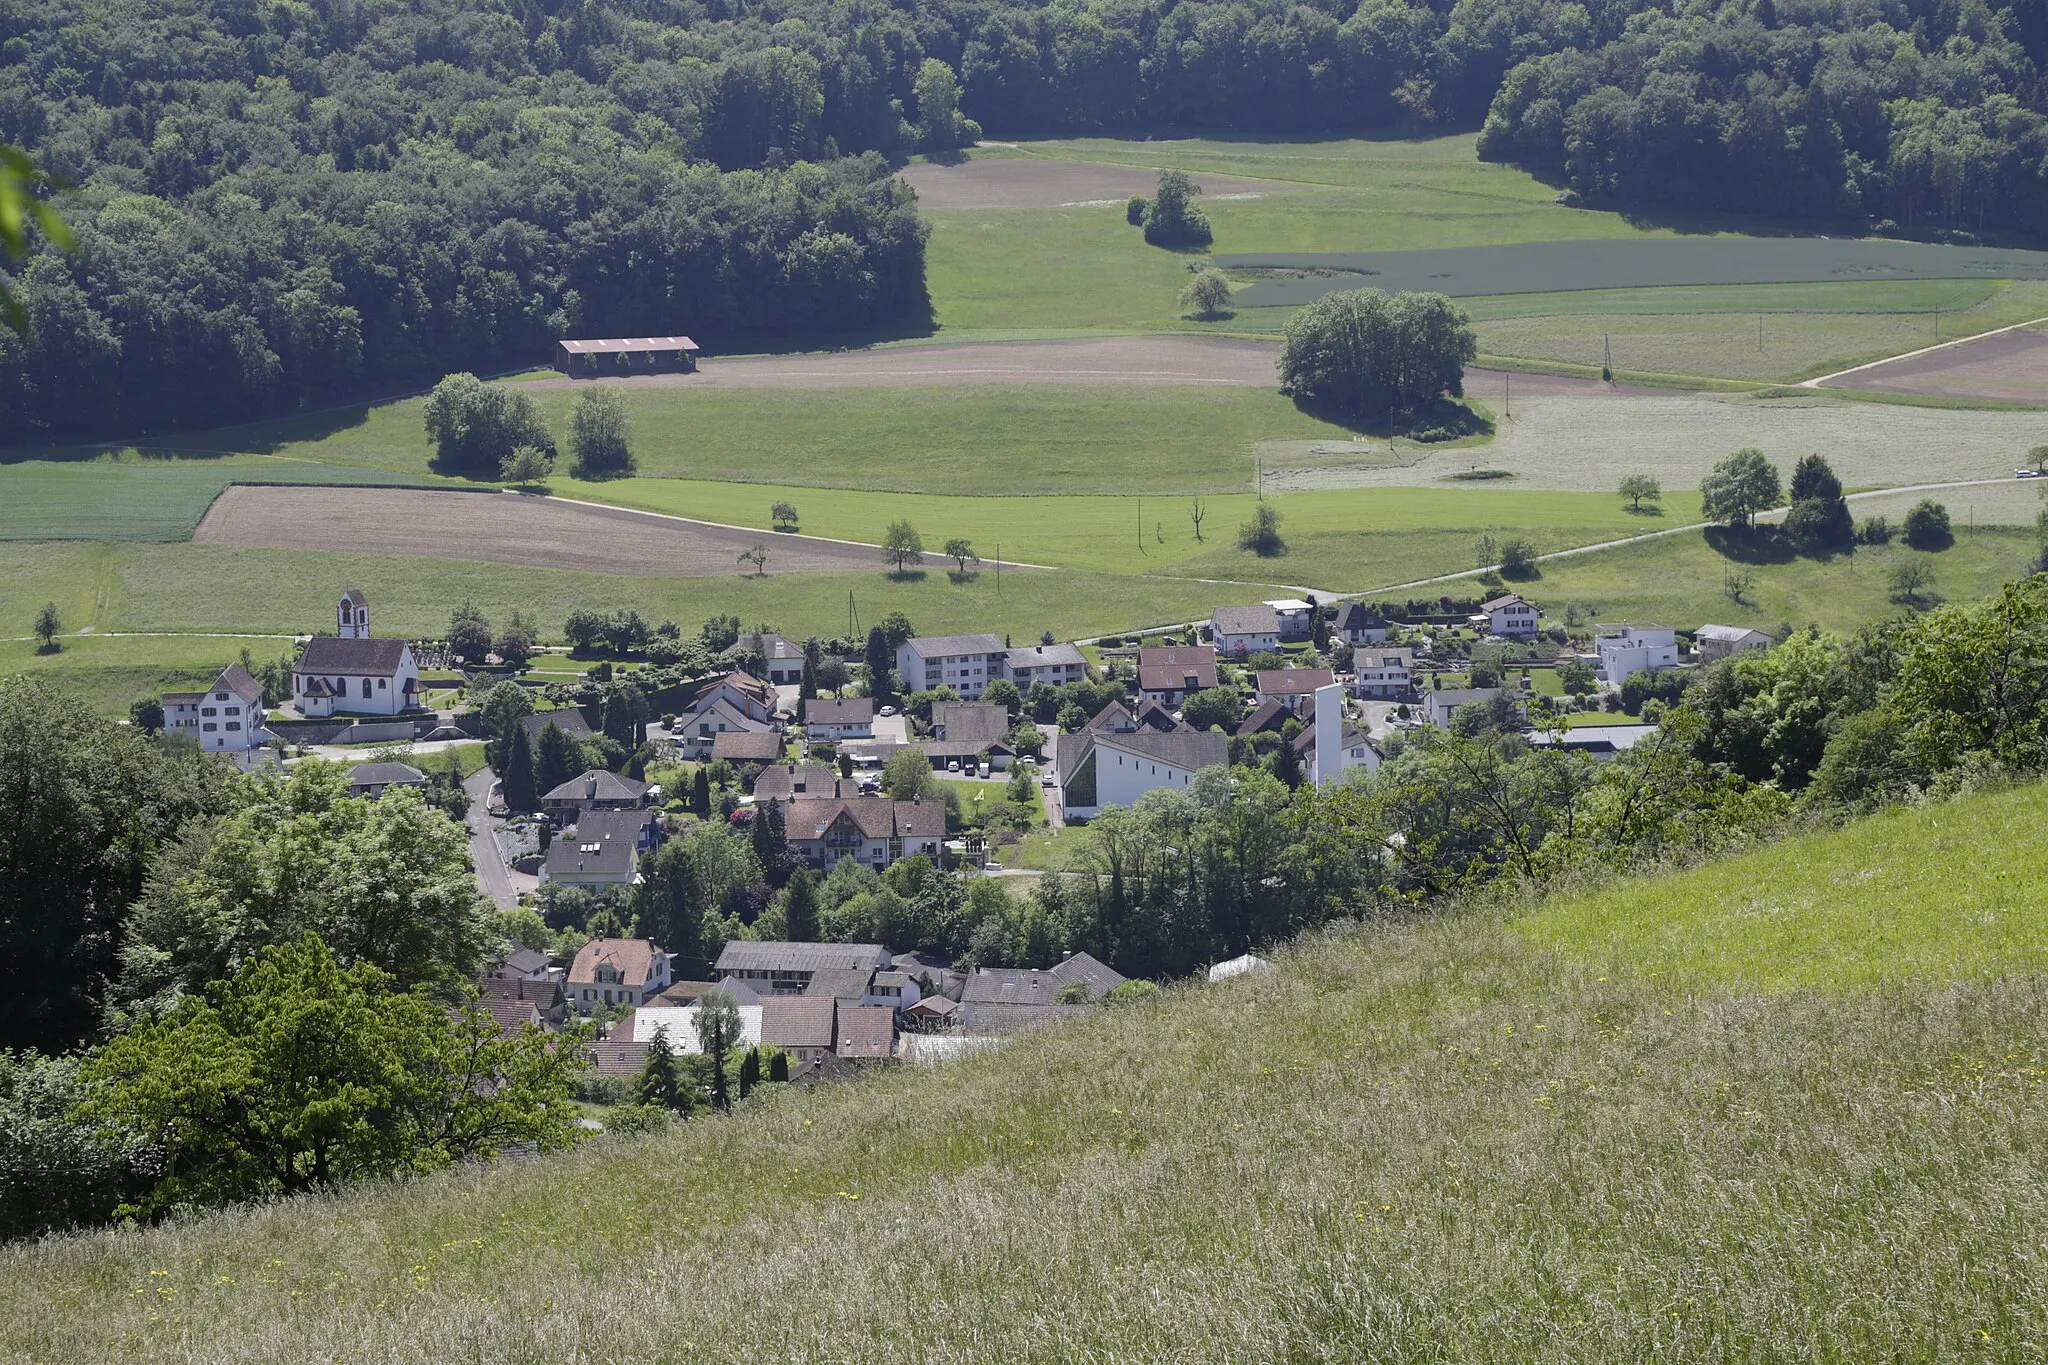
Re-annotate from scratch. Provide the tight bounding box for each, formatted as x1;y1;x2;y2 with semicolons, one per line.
553;336;700;376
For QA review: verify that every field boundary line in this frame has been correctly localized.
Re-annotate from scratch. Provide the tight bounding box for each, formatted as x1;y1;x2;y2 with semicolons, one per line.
1804;314;2048;389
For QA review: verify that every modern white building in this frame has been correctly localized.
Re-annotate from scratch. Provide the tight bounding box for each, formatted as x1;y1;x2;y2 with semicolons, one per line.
896;633;1008;698
163;663;271;753
1695;624;1772;662
1264;599;1315;641
1594;625;1679;683
1474;593;1540;639
1055;728;1228;820
293;592;421;717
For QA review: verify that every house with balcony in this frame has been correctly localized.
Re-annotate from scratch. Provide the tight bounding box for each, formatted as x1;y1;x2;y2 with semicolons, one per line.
783;796;946;870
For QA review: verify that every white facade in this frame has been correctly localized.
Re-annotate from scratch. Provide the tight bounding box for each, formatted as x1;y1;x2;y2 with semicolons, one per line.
1265;599;1314;641
1063;732;1226;820
1005;643;1087;690
1696;624;1772;662
163;664;269;753
294;592;421;718
897;633;1007;698
1211;606;1282;658
1352;649;1416;699
1479;595;1540;639
1595;626;1679;683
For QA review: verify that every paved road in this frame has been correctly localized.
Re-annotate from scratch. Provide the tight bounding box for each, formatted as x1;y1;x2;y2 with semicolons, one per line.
464;766;518;910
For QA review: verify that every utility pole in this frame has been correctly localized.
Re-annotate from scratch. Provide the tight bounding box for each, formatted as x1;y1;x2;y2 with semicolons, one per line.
1136;497;1143;554
995;541;1001;594
1757;314;1764;352
1504;371;1510;419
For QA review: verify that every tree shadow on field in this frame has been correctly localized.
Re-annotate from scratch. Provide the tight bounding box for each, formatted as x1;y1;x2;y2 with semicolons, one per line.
1705;525;1797;565
886;569;929;583
1288;392;1495;442
947;569;982;584
1622;504;1667;517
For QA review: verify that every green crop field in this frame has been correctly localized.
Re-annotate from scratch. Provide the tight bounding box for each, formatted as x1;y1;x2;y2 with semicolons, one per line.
7;780;2048;1360
0;459;461;541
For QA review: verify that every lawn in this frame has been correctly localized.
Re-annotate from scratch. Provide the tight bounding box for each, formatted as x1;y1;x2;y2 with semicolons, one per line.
7;781;2048;1360
0;632;280;716
1434;526;2040;635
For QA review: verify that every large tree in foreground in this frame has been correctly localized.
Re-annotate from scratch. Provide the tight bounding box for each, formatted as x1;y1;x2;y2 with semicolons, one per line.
85;936;581;1216
1277;288;1476;420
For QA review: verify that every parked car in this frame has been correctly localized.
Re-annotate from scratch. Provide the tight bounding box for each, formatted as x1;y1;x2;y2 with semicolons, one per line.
1040;774;1056;787
947;759;962;772
879;705;899;716
2017;469;2041;478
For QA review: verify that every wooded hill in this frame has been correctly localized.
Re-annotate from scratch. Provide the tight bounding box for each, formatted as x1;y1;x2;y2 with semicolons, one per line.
1;0;2043;440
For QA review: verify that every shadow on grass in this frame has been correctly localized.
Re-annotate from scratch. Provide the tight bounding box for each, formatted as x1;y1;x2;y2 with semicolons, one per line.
1288;392;1496;441
1623;504;1667;517
1705;525;1798;565
886;569;930;583
947;569;983;584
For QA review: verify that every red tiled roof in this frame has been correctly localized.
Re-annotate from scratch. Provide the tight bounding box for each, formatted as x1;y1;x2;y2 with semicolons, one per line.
569;937;664;990
835;1006;896;1059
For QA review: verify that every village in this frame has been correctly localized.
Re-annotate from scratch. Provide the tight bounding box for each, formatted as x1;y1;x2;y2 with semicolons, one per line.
144;584;1778;1082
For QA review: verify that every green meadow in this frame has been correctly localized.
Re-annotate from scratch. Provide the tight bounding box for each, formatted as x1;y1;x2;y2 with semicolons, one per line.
8;779;2048;1360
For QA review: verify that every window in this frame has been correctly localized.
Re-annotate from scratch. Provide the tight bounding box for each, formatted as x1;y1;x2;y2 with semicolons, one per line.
225;706;239;716
226;721;241;731
214;692;229;701
201;707;216;717
202;723;217;732
360;678;372;699
377;678;387;690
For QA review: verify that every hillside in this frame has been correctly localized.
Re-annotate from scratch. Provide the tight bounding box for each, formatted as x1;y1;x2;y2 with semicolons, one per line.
7;782;2048;1360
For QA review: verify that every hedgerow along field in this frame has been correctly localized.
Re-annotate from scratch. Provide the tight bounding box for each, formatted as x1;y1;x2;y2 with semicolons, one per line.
7;780;2047;1361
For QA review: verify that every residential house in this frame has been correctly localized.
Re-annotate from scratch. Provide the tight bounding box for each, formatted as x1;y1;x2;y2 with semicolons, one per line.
483;947;553;982
783;796;946;870
1594;625;1680;683
1529;724;1659;754
803;967;888;1005
1351;648;1417;699
348;762;427;799
568;936;673;1011
750;763;852;801
163;663;270;753
542;808;661;888
542;768;650;818
1211;604;1281;658
1333;602;1390;645
633;1003;766;1055
804;697;874;741
692;671;779;723
675;697;776;759
711;729;782;765
475;974;566;1036
1089;699;1183;734
1265;598;1315;642
1290;721;1380;779
742;632;805;685
520;706;598;748
1696;624;1772;662
294;593;421;717
1006;642;1088;690
1137;646;1219;709
715;941;893;996
836;1006;897;1060
1236;699;1291;737
1056;728;1228;820
866;970;921;1012
926;700;1015;770
1474;593;1540;640
957;951;1127;1034
896;633;1008;699
902;995;959;1030
1255;668;1335;716
1423;686;1507;728
759;996;838;1065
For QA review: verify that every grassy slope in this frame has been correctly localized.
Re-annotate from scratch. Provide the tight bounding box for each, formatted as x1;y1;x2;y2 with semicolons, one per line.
7;783;2048;1361
0;458;463;541
1456;527;2039;633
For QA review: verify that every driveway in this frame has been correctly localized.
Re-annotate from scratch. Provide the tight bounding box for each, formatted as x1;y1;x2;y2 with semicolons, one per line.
464;767;518;910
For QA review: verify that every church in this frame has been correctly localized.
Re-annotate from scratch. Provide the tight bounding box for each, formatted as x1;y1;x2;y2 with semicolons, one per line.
293;590;423;717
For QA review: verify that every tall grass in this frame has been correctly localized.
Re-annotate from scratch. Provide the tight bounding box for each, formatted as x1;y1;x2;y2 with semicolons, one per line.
5;783;2047;1361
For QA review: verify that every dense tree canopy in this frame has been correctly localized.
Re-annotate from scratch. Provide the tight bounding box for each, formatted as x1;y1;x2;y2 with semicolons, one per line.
1278;287;1476;419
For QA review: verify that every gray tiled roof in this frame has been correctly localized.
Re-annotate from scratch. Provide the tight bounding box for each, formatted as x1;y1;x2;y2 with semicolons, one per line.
901;632;1005;658
805;697;874;725
348;762;426;787
1095;728;1228;773
931;701;1011;747
803;967;880;1002
1005;642;1086;670
1333;601;1387;629
760;995;838;1049
1211;604;1280;636
543;769;649;804
299;636;409;674
1047;952;1126;998
715;941;891;974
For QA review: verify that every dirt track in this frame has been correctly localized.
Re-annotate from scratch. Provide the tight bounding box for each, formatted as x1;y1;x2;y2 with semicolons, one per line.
1826;326;2048;404
896;157;1301;210
511;335;1672;396
194;487;884;577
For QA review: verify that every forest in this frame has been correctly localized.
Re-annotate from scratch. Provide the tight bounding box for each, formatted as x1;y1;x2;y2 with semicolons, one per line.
0;0;2043;439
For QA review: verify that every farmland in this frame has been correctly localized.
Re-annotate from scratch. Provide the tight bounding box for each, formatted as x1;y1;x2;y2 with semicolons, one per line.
8;779;2048;1360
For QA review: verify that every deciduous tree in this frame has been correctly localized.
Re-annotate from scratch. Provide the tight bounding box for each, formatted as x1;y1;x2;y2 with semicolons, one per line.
1700;448;1782;529
569;386;633;476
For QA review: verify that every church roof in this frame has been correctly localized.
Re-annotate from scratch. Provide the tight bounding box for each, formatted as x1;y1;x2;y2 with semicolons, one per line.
341;589;368;608
299;636;408;675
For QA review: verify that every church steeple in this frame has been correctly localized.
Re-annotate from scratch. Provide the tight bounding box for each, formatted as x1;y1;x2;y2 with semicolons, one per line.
339;589;369;639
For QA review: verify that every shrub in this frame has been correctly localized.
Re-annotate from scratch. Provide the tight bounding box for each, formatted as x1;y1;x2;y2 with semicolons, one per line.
1902;500;1952;550
1238;503;1285;556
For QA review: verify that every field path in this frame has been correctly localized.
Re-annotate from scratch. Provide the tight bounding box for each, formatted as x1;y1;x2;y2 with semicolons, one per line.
1806;313;2048;396
511;335;1660;398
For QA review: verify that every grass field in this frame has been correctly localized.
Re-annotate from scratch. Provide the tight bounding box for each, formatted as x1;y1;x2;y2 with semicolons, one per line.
1445;526;2040;633
0;458;461;541
7;780;2047;1360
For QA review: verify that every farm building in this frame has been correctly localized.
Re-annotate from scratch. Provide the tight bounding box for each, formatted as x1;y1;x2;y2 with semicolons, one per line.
553;336;699;375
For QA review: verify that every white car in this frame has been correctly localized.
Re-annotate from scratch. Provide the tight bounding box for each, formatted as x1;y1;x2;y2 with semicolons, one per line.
2017;469;2041;478
879;705;899;716
947;759;962;772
